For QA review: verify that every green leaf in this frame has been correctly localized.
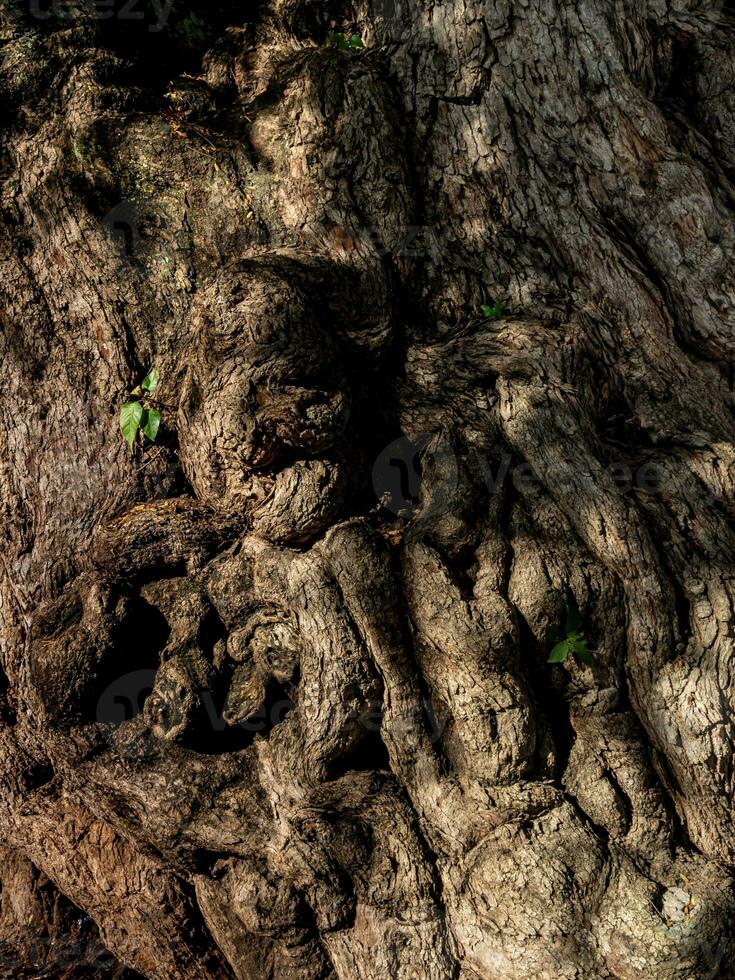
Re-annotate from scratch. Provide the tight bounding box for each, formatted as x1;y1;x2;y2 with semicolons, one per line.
120;401;143;451
571;637;594;666
142;407;161;442
565;599;581;635
329;32;363;51
481;302;504;320
548;640;571;663
141;366;158;392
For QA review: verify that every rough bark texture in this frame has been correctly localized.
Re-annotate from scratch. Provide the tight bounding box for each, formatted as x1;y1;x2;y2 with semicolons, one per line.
1;0;735;977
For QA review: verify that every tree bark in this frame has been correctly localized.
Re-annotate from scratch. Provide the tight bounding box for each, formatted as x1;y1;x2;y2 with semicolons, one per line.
1;0;735;977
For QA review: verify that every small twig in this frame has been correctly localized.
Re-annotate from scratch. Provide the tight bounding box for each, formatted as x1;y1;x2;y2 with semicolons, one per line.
136;446;166;471
141;395;176;411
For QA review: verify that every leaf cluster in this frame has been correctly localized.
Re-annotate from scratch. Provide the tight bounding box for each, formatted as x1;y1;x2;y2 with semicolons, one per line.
480;301;504;320
546;599;594;666
328;33;364;51
120;368;161;452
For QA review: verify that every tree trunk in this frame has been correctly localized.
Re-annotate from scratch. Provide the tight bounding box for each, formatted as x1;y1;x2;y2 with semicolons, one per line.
1;0;734;976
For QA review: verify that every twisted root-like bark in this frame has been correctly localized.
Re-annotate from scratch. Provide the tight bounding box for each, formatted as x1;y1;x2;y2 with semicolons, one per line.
1;1;734;977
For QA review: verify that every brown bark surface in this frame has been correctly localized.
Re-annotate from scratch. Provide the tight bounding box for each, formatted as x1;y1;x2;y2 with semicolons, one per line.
1;1;735;976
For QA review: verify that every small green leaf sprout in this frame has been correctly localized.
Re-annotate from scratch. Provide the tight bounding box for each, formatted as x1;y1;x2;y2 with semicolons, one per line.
546;598;594;666
480;301;504;320
119;367;162;452
328;32;365;51
141;366;158;392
